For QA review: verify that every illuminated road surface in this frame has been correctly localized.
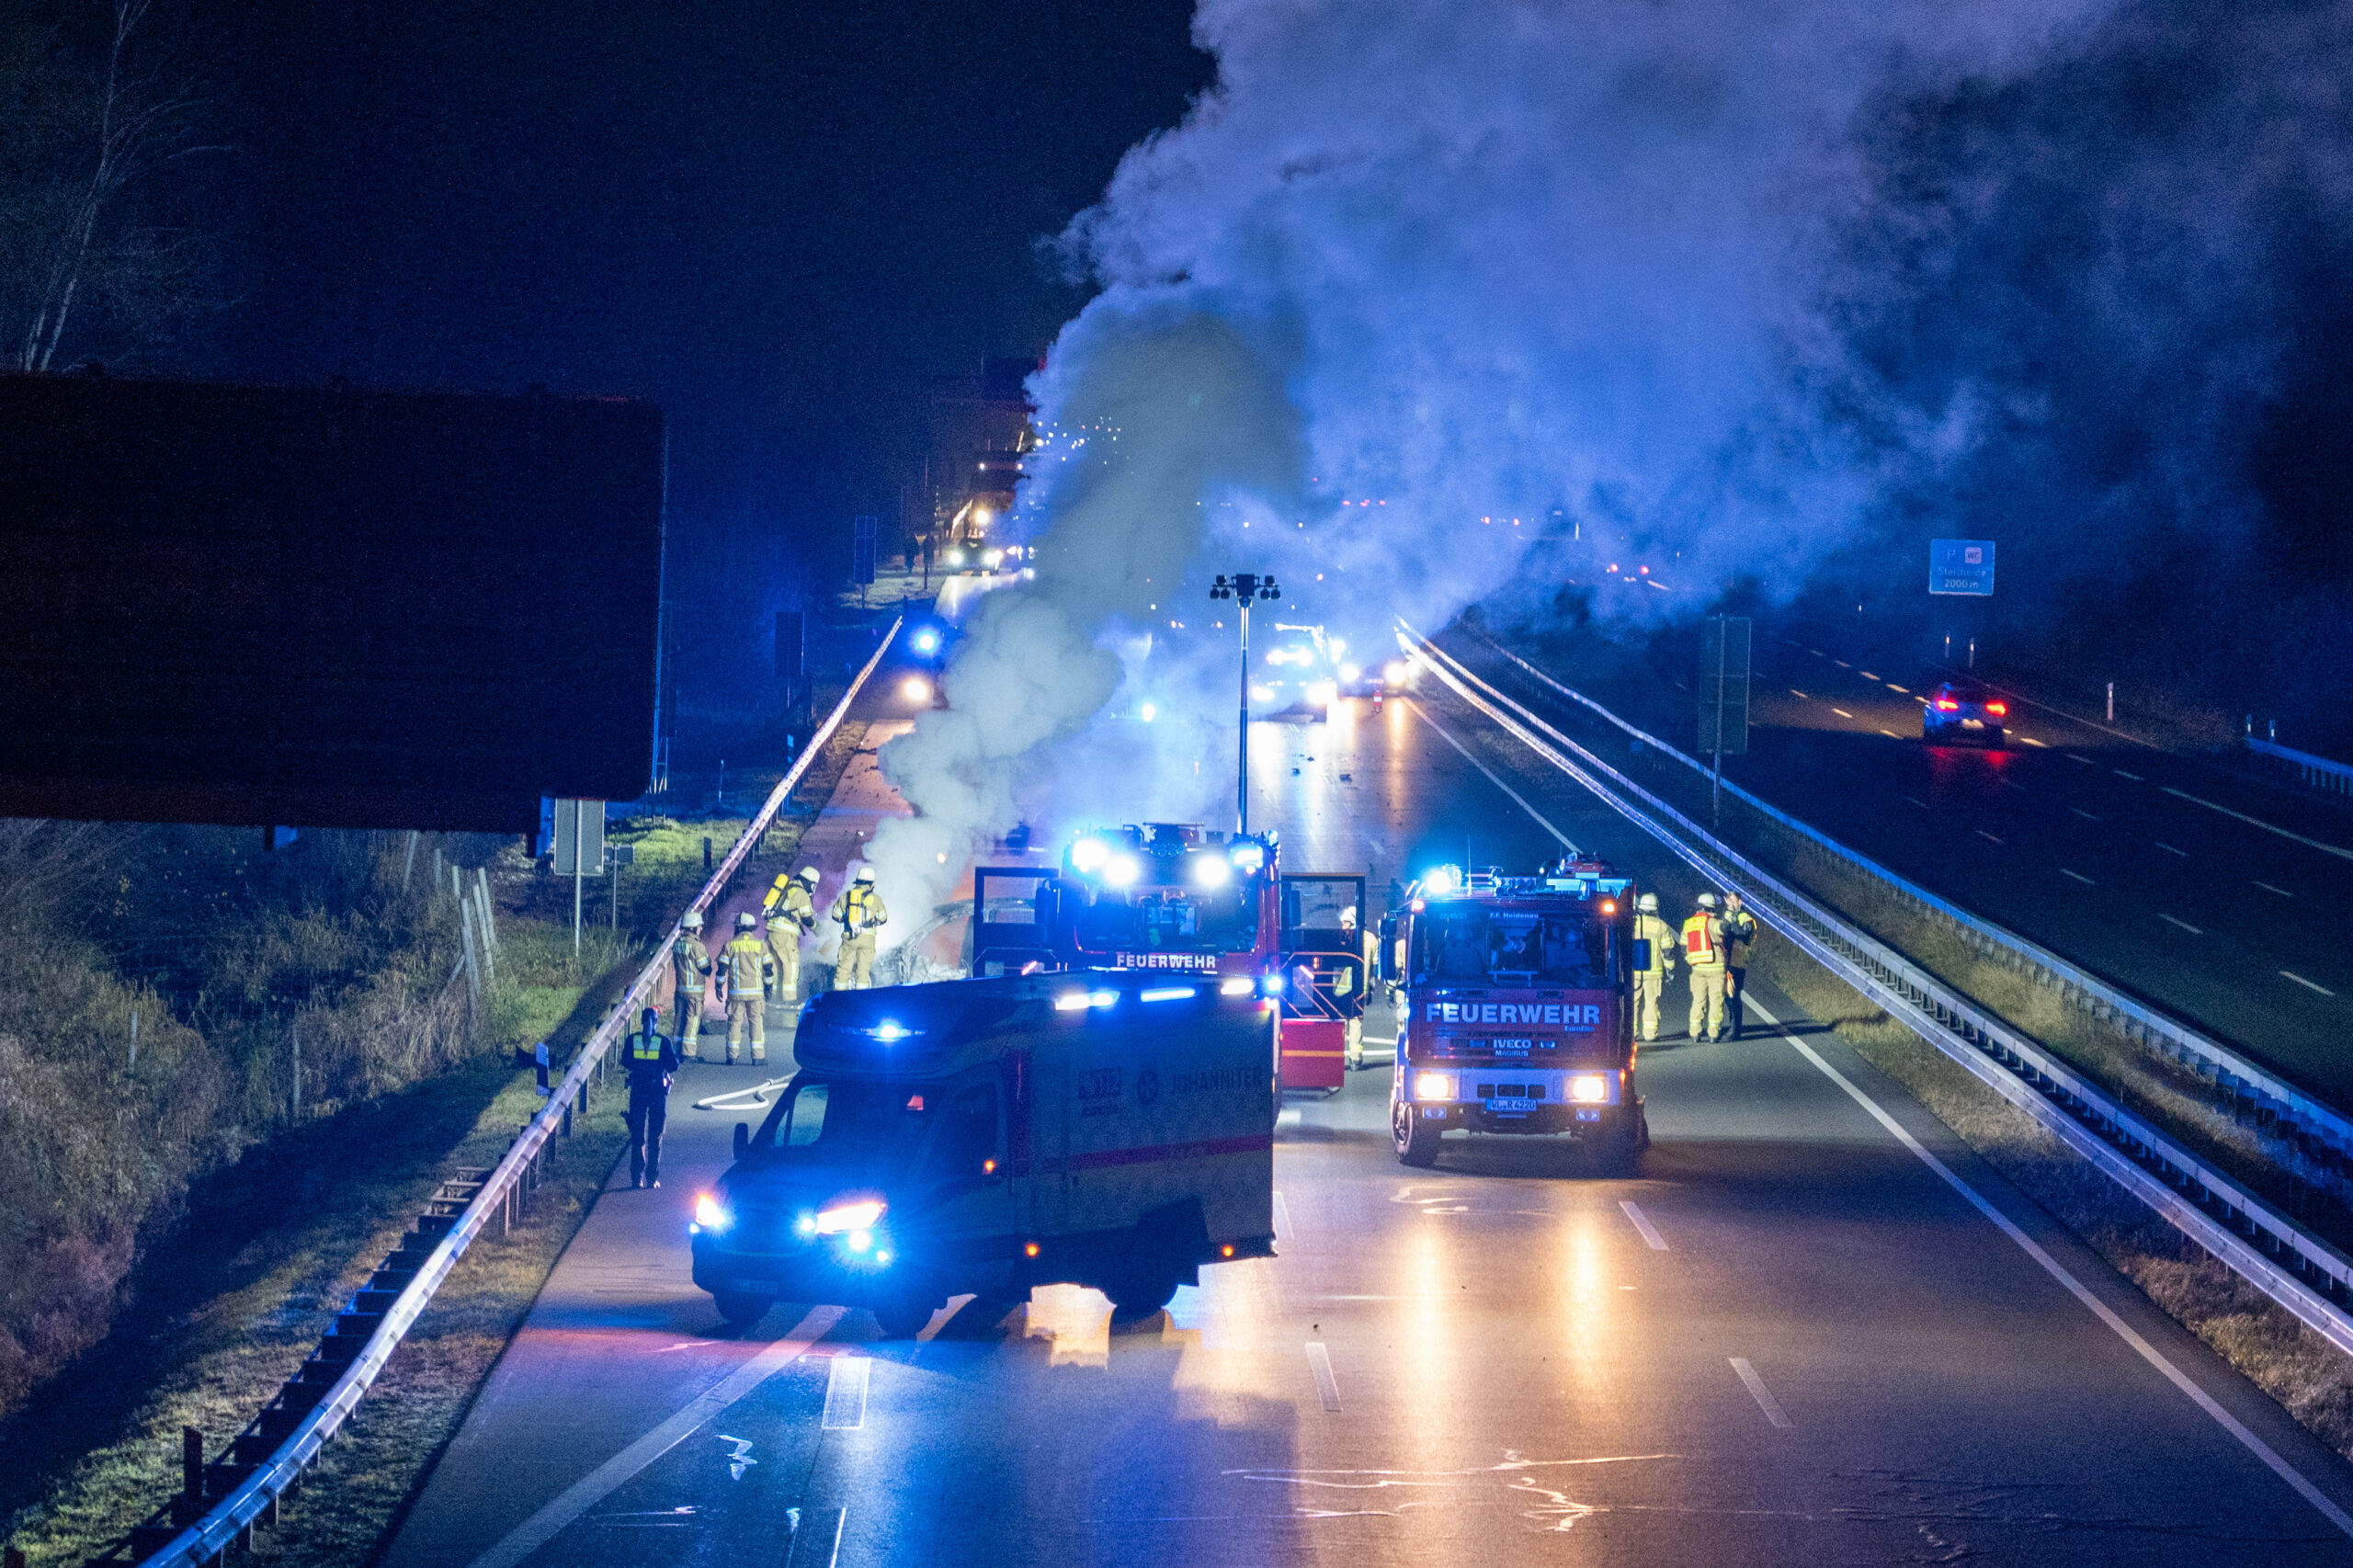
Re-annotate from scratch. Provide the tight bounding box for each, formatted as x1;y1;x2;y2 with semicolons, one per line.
381;690;2353;1567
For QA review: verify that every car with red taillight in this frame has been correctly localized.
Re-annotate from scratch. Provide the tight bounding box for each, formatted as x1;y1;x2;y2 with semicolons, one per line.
1923;678;2008;746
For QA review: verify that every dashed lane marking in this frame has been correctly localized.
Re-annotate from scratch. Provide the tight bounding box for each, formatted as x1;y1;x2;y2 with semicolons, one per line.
2256;881;2295;899
2156;842;2188;857
2003;779;2028;792
1886;684;1909;693
1407;700;1577;852
1903;796;1928;808
2160;915;2203;935
1881;729;1903;739
2283;971;2337;998
2071;807;2100;821
1790;687;1809;699
1730;1358;1792;1428
822;1354;870;1430
2161;786;2353;863
2067;753;2097;766
1620;1200;1668;1250
2021;736;2049;747
2115;768;2144;780
1273;1190;1294;1242
1833;659;1852;667
1744;994;2353;1540
1976;830;2004;845
1860;671;1881;680
1832;708;1854;719
2061;869;2097;885
1306;1342;1342;1412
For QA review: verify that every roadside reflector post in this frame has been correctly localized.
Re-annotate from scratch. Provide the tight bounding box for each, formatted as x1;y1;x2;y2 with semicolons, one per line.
181;1426;203;1517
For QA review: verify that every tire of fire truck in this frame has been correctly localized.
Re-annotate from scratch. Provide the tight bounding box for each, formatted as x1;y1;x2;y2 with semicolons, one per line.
1392;1098;1441;1167
872;1292;942;1339
1106;1269;1184;1323
1586;1109;1645;1177
712;1290;774;1327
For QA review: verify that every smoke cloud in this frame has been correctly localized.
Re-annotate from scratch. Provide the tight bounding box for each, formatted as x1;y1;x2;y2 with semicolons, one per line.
870;0;2353;926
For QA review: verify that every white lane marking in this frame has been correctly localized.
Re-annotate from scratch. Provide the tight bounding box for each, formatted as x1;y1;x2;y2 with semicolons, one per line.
1810;648;1824;656
1743;996;2353;1540
1860;671;1881;680
1306;1342;1342;1412
2160;915;2203;935
822;1354;870;1429
1903;795;1928;808
1273;1190;1295;1242
1833;659;1851;667
2255;881;2295;899
1729;1358;1792;1428
1620;1200;1668;1250
2282;971;2337;998
2061;869;2096;885
2003;779;2028;791
1277;1107;1303;1128
2115;768;2144;781
1976;830;2004;845
2155;842;2188;857
2071;807;2100;821
1409;702;1577;850
2021;736;2049;747
1831;708;1854;719
462;1308;842;1568
789;1507;847;1568
1790;687;1810;699
1886;684;1909;694
1881;729;1903;739
2161;786;2353;863
2066;753;2097;766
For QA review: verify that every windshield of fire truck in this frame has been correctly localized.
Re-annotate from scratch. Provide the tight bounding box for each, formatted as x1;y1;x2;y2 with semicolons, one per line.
1071;879;1258;954
1410;908;1610;986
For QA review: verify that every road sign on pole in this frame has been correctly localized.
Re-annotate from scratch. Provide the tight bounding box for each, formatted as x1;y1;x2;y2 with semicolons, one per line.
852;515;878;587
1698;615;1750;824
1929;539;1996;596
551;799;606;955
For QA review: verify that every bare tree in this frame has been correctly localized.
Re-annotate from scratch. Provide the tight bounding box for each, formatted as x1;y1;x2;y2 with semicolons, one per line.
0;0;222;372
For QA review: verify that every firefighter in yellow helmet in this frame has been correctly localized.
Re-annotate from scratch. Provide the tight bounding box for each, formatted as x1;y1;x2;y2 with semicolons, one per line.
1721;890;1759;1040
830;866;888;990
1631;892;1677;1043
669;911;713;1060
721;911;776;1064
1681;892;1728;1042
764;867;821;1006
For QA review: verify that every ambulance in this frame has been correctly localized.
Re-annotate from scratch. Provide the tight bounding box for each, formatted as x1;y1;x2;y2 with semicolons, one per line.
688;969;1279;1335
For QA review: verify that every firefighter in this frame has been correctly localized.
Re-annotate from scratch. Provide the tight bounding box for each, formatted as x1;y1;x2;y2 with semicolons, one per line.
1721;890;1759;1040
1681;892;1729;1043
670;911;713;1059
765;867;821;1004
1631;892;1677;1042
621;1006;680;1188
722;911;776;1065
830;866;888;990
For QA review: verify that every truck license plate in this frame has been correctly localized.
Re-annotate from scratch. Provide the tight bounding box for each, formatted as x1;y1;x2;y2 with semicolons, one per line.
1486;1096;1537;1113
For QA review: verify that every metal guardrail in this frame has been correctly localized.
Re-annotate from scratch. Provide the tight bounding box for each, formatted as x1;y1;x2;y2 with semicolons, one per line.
119;621;902;1568
1405;629;2353;1358
2249;737;2353;798
1445;625;2353;1165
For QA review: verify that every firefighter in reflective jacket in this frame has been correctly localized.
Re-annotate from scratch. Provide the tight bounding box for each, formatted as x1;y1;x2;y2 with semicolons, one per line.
622;1006;680;1188
670;911;713;1059
1721;891;1759;1040
830;867;887;990
1631;892;1677;1042
764;867;821;1004
721;912;776;1064
1682;892;1729;1043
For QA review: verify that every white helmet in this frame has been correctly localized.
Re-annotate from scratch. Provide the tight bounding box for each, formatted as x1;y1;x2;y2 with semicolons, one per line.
681;911;704;931
735;911;758;931
854;866;877;884
796;866;821;886
1696;892;1719;909
1637;892;1658;913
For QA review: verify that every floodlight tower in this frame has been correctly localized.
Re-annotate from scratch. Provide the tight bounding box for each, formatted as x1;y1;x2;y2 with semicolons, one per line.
1208;572;1281;836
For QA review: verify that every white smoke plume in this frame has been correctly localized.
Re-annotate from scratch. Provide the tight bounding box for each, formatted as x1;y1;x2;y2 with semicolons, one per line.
870;0;2129;928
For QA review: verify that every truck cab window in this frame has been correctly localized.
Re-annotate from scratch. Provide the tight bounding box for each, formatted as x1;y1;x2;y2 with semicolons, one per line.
784;1083;829;1147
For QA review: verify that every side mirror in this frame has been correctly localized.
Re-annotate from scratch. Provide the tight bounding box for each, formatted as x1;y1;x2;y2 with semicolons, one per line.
1376;915;1398;983
1631;939;1652;974
733;1121;750;1162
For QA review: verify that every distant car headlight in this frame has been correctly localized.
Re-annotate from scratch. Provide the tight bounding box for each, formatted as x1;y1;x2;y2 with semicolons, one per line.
813;1199;886;1235
1570;1074;1609;1104
1414;1072;1453;1102
1250;684;1278;701
1103;854;1142;887
1190;854;1232;889
1306;680;1337;707
693;1193;733;1233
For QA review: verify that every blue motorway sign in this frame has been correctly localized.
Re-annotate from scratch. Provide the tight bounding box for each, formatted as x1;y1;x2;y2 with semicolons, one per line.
1929;539;1995;597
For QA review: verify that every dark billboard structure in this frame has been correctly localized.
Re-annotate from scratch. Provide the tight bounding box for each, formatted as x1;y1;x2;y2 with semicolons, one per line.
0;374;665;833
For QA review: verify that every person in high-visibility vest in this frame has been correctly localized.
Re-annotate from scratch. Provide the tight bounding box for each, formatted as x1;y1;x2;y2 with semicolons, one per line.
764;867;820;1005
830;867;888;990
670;911;712;1060
1721;891;1760;1040
621;1006;680;1188
1631;892;1677;1042
1681;892;1729;1043
722;911;777;1064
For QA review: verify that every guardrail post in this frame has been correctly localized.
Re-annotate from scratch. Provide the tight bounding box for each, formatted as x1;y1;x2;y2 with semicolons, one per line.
181;1425;203;1519
9;1541;28;1567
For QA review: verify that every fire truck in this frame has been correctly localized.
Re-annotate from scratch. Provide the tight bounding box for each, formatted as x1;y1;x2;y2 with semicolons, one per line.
967;824;1370;1092
1378;860;1651;1172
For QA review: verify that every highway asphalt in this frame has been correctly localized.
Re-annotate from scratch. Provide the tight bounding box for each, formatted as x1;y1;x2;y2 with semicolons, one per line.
379;687;2353;1566
1459;629;2353;1107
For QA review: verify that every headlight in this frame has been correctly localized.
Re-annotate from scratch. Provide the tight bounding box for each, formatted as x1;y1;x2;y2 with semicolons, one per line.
1383;660;1410;685
1229;841;1266;874
1570;1074;1609;1104
1190;853;1232;889
1220;976;1256;996
693;1193;733;1232
1103;854;1142;887
1339;664;1361;682
901;676;932;703
1414;1072;1453;1102
1307;681;1337;707
1070;836;1109;873
1250;684;1277;701
912;629;939;653
813;1199;886;1234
